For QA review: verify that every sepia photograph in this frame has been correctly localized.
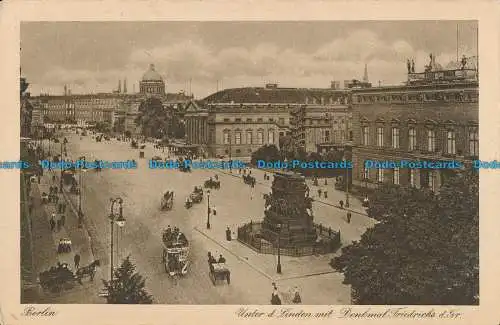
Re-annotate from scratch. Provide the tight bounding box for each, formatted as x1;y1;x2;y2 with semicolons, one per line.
17;20;481;307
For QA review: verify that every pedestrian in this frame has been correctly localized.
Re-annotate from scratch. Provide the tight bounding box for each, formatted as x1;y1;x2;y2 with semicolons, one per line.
271;282;281;305
54;195;59;204
339;200;344;209
324;190;328;199
50;216;56;232
57;219;62;232
74;253;81;269
58;202;63;213
324;178;328;185
292;286;302;304
52;175;56;182
62;202;66;213
61;214;66;227
347;211;352;224
318;188;322;197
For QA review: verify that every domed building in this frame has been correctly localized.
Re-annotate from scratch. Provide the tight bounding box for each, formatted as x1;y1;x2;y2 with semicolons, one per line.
139;64;166;96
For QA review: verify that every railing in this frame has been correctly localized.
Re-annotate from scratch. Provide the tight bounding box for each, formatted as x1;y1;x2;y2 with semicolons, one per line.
237;221;341;257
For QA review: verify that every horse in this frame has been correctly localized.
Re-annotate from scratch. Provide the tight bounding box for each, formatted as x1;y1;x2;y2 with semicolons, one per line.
75;260;100;284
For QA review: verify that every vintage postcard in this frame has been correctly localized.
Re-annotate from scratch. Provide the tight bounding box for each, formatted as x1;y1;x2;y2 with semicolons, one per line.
1;1;499;325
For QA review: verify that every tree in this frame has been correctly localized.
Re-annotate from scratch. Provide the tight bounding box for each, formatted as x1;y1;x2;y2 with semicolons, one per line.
251;145;281;166
102;256;153;304
331;171;478;305
135;98;171;138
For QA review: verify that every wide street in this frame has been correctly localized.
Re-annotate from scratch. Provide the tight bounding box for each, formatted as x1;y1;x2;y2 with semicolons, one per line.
42;132;376;304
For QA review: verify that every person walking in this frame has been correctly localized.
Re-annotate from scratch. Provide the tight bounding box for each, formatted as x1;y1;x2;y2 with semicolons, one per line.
62;202;66;213
292;286;302;304
347;211;352;224
271;283;282;305
50;215;56;232
60;214;66;227
74;253;81;269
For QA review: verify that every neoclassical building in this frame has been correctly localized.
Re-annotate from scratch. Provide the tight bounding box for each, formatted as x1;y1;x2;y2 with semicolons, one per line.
185;84;356;158
351;57;478;192
139;64;166;96
29;63;192;134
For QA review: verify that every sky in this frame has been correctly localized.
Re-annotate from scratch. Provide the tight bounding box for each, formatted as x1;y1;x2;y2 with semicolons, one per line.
21;21;478;99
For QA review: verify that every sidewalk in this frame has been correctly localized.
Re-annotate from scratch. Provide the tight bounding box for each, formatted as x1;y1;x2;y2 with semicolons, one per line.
32;171;97;280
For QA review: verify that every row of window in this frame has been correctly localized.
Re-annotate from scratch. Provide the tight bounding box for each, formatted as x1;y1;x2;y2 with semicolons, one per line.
361;126;479;156
353;91;478;104
222;117;287;124
363;167;438;191
222;129;276;145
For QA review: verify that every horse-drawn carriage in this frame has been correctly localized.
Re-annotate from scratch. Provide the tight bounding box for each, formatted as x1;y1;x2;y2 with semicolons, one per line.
161;190;174;210
178;157;191;172
185;187;203;208
162;228;189;276
243;174;256;187
38;260;100;293
208;252;230;285
204;178;220;190
38;263;76;293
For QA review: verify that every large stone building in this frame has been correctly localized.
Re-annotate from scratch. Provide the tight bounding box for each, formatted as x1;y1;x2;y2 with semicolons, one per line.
28;64;192;134
185;84;356;158
350;56;478;192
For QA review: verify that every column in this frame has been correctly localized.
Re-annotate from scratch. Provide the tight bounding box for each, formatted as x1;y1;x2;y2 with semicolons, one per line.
435;170;442;192
414;169;421;189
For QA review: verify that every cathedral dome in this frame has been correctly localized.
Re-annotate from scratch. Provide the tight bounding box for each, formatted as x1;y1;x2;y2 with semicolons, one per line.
142;64;163;81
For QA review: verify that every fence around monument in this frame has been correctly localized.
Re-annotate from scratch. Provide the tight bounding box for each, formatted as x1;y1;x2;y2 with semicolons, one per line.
237;221;341;257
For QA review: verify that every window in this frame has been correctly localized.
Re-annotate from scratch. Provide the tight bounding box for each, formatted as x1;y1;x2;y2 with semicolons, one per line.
446;130;456;154
427;129;435;152
269;118;274;122
235;131;241;145
235;118;242;122
257;130;264;144
362;126;369;145
469;128;479;156
428;171;435;191
223;118;230;122
268;130;275;144
324;130;330;142
377;169;384;182
363;163;369;179
377;127;384;147
246;118;253;122
391;128;400;149
279;118;285;125
393;167;400;185
408;128;417;151
257;118;263;122
223;130;230;144
409;169;416;187
235;149;241;154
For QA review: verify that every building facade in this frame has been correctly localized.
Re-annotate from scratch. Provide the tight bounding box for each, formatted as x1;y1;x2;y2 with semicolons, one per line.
29;63;192;135
351;63;478;192
185;84;360;158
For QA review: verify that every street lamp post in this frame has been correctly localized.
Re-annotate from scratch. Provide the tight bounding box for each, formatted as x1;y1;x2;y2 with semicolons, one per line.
109;197;126;282
59;142;65;193
206;190;211;229
344;108;350;208
276;224;282;274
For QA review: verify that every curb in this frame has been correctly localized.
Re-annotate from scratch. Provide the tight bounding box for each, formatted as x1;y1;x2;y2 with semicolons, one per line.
193;226;273;281
57;177;97;262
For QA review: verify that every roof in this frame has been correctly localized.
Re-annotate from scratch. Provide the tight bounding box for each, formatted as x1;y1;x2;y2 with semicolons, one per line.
142;64;163;81
203;87;348;104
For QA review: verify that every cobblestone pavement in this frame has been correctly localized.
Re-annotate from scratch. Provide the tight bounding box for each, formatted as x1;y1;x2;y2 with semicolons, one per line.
39;132;375;304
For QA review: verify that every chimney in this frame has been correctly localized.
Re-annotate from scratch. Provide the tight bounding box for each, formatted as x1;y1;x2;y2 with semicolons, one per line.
64;85;67;96
123;79;127;94
133;84;136;93
363;63;369;82
118;80;122;93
